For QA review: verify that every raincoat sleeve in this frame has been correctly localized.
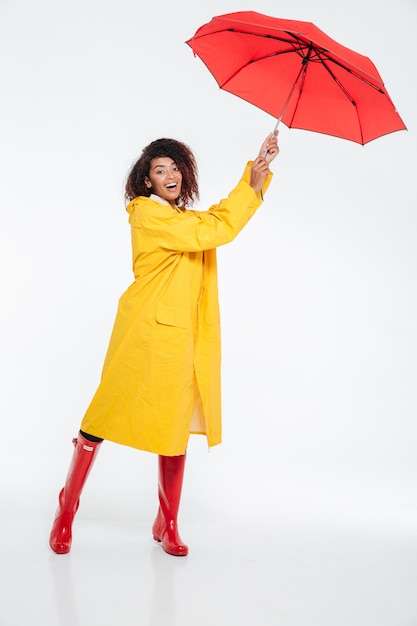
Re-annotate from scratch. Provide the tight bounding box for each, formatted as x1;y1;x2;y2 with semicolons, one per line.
128;163;272;253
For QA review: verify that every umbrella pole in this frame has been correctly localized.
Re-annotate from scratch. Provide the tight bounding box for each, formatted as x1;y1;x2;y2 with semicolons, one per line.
269;46;312;139
276;64;305;127
263;69;302;155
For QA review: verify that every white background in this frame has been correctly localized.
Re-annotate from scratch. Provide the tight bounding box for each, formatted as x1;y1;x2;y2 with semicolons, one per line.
0;0;416;600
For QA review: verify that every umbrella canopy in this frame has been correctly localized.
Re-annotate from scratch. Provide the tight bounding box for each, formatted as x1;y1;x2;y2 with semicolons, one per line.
186;11;406;144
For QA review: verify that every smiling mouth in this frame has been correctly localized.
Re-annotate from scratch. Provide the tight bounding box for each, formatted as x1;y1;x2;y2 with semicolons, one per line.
165;183;177;189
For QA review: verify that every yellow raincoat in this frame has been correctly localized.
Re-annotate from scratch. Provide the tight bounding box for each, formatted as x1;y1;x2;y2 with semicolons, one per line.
80;163;272;455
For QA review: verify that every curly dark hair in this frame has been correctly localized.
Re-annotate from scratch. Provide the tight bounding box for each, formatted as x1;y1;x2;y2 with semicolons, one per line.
125;138;199;207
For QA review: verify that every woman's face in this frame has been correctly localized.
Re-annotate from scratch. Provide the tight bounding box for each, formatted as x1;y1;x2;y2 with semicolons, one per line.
145;157;182;206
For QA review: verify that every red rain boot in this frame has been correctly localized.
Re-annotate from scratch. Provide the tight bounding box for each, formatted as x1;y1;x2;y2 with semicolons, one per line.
49;433;102;554
152;454;188;556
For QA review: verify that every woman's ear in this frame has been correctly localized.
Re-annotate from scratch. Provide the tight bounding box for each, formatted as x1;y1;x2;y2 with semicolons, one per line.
144;177;152;189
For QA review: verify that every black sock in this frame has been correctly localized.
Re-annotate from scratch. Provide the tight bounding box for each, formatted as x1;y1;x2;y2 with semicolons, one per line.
79;429;104;443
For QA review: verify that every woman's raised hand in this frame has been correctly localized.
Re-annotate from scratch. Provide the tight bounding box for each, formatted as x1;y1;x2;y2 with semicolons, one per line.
249;130;279;193
259;129;279;163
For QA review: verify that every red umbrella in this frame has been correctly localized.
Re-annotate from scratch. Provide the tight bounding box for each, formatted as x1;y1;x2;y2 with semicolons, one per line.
186;11;406;144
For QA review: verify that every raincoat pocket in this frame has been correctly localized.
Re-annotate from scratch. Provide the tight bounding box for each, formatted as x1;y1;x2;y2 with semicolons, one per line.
153;305;190;358
156;304;191;329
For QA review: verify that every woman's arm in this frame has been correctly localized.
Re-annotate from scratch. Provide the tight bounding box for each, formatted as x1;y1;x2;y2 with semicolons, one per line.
130;133;280;253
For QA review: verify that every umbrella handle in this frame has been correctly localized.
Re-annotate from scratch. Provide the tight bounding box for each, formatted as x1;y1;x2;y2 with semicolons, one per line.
262;118;281;157
273;118;281;133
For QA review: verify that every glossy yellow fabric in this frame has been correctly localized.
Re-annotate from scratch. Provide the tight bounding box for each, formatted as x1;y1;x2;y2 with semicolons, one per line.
80;163;272;455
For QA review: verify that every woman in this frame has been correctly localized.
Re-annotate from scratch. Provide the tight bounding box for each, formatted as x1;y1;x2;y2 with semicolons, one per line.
49;131;279;557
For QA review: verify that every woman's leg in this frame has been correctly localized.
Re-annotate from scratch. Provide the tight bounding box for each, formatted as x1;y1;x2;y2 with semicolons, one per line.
49;431;102;554
152;453;188;556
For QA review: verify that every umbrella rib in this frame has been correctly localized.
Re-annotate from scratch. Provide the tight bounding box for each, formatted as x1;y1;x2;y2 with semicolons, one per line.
317;54;370;144
225;28;302;48
284;57;310;128
320;59;357;105
316;49;385;93
217;47;296;88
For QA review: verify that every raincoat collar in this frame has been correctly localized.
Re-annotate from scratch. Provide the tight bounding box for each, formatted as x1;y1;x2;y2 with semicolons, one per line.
126;194;179;216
